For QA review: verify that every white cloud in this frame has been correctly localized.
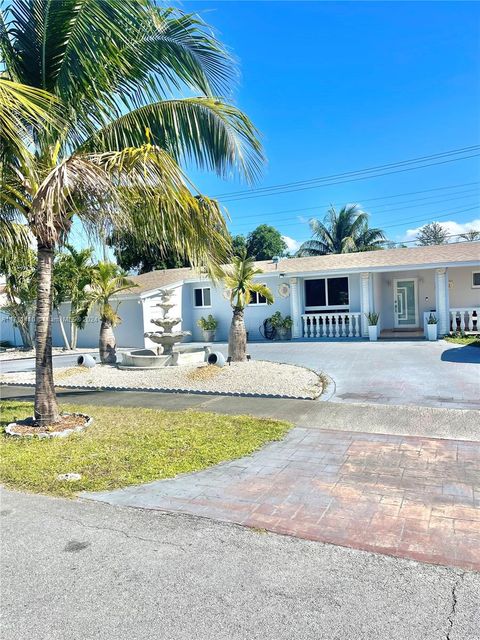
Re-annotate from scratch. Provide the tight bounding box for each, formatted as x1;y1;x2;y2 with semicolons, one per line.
282;235;301;253
403;218;480;243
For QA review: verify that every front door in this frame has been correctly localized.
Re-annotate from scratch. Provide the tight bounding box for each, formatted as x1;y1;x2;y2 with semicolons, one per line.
393;279;418;328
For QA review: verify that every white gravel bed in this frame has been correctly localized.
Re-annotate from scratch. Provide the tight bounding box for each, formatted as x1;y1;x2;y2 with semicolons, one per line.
0;361;323;399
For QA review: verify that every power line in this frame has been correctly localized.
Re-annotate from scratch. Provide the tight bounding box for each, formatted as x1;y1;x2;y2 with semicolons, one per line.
383;231;480;246
216;146;480;198
218;148;480;202
229;189;479;229
242;203;479;232
225;181;480;223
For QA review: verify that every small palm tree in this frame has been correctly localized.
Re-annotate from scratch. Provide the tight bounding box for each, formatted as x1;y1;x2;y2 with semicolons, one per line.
76;263;137;364
223;253;273;361
459;230;480;242
297;204;386;256
56;245;95;349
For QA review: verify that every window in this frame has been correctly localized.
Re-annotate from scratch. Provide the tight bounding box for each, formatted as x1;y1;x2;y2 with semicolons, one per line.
194;287;211;307
304;277;349;309
249;285;268;305
473;272;480;288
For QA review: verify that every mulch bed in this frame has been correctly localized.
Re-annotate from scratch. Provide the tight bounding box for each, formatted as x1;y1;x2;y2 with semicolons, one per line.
5;413;91;438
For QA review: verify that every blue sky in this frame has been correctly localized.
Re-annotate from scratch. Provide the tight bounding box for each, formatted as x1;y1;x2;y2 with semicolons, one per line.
179;0;480;251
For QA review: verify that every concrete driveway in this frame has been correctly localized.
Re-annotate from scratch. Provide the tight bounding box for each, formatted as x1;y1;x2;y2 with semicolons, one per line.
211;339;480;410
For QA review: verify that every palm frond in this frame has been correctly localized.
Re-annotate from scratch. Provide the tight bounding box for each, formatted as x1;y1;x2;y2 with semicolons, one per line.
81;98;263;183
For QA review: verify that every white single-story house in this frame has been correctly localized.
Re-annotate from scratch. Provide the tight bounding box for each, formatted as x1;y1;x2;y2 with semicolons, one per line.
43;241;480;349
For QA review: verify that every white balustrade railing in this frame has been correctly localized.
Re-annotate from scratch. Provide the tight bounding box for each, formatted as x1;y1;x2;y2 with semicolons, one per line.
449;308;479;333
301;312;362;338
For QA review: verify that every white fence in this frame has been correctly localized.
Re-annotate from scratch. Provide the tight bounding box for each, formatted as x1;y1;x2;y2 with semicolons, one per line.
301;312;362;338
450;308;479;333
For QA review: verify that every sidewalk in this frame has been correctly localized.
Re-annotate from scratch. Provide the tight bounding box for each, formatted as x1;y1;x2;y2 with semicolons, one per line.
2;384;480;442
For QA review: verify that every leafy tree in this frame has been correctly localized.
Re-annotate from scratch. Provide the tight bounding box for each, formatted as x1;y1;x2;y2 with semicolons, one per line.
76;263;136;364
108;230;191;274
459;230;480;242
230;234;248;258
246;225;287;260
416;222;448;246
0;242;36;348
297;204;386;256
0;1;262;425
222;253;273;361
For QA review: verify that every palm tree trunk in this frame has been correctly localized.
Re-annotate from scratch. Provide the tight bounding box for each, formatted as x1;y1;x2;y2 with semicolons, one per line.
228;307;247;362
56;307;71;350
99;319;117;364
70;314;77;349
34;245;59;425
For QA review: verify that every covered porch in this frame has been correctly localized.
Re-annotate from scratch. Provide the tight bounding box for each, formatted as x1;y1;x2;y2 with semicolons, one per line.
291;265;479;340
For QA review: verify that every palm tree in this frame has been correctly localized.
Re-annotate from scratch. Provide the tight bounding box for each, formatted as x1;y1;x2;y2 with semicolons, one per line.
0;1;263;425
0;79;61;250
75;262;135;364
459;230;480;242
223;253;273;361
0;241;36;348
297;205;386;256
56;245;95;349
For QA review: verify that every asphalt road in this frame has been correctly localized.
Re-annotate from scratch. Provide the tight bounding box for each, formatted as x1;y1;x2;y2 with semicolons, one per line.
1;488;479;640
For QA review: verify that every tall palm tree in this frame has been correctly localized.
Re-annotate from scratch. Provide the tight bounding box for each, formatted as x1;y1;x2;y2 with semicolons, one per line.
223;253;273;362
297;204;386;256
0;1;263;425
75;262;135;364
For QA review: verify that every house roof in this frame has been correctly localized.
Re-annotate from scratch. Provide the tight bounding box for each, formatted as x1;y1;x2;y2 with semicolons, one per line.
129;241;480;295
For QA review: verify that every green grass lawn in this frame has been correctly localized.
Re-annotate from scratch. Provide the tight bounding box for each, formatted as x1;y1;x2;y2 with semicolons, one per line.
444;334;480;347
0;401;291;497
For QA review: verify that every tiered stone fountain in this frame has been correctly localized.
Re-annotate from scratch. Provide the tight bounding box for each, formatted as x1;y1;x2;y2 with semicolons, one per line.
119;289;208;369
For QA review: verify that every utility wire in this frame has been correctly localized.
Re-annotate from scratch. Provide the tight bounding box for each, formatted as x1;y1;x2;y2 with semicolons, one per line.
230;190;479;229
215;146;480;198
226;181;480;222
216;149;480;202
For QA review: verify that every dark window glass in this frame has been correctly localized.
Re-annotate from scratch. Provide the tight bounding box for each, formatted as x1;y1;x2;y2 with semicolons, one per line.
258;293;267;304
203;288;211;306
473;272;480;287
194;288;203;306
305;279;326;307
327;277;349;306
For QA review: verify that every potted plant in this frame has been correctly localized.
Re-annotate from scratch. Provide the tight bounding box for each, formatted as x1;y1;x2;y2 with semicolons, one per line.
197;314;218;342
365;312;380;341
427;313;438;341
268;311;293;340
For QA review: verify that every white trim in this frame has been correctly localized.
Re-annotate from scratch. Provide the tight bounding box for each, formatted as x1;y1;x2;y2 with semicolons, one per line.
393;277;419;328
193;286;212;309
303;275;350;311
472;271;480;288
249;284;269;306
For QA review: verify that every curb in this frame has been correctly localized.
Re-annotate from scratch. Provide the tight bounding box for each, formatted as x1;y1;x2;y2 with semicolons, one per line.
0;381;321;402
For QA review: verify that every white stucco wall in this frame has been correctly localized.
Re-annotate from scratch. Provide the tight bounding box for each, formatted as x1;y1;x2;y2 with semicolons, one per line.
447;266;480;308
0;311;23;346
185;274;291;342
51;298;145;349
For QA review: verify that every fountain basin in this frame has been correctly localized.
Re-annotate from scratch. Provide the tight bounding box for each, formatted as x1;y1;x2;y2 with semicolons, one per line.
118;346;210;370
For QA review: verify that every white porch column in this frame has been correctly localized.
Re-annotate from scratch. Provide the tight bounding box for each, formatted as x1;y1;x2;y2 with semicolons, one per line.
360;272;371;337
289;277;302;338
435;267;449;336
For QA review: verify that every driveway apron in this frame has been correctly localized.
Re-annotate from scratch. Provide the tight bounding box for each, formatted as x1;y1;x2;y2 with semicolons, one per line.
85;425;480;571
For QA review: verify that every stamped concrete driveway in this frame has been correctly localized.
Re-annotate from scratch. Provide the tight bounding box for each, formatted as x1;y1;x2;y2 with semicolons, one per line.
211;339;480;410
